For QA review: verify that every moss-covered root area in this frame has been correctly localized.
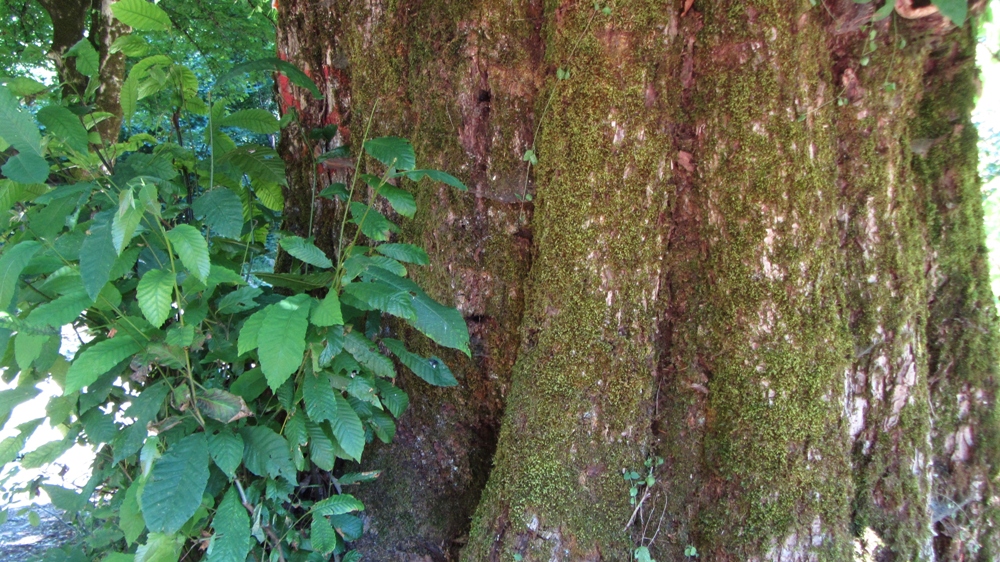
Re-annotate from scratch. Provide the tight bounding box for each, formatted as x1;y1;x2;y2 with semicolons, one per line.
463;2;681;560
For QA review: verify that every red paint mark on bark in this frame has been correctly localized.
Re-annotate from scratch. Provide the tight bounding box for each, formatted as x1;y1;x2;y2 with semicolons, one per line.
276;74;299;112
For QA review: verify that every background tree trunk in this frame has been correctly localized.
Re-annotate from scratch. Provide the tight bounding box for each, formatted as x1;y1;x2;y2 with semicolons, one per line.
37;0;127;143
275;0;999;560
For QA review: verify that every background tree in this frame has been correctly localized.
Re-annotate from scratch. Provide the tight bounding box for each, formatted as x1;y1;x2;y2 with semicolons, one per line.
274;0;999;560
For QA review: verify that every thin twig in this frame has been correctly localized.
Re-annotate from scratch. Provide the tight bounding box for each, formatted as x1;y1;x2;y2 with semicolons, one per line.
624;487;652;531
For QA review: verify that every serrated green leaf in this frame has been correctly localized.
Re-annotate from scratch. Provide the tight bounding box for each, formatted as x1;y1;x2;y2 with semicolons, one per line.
320;329;344;367
239;426;296;482
383;338;457;387
931;0;966;25
350;201;400;242
43;485;85;515
26;291;93;328
165;325;194;347
0;386;41;420
331;513;364;541
341;281;416;321
110;34;149;57
257;295;310;390
230;367;266;402
370;408;395;442
111;0;172;30
208;430;243;478
311;515;338;555
342;331;396;379
66;38;99;76
237;308;267;355
206;264;246;290
37;105;89;154
378;185;417;218
216;58;322;99
363;137;415;171
121;73;139;123
366;256;407;277
216;286;262;315
253;271;333;291
193;188;243;239
15;332;47;370
306;421;335;471
337;471;381;485
312;493;364;516
253;181;284;210
318;182;348;201
0;240;41;309
21;437;74;468
208;486;250;562
219;109;280;134
113;188;145;254
80;407;118;444
120;478;146;546
375;243;429;265
140;433;209;534
4;77;47;97
365;267;470;356
0;85;42;155
403;168;467;191
166;224;210;283
346;375;380;407
303;371;338;424
279;236;333;269
137;269;175;328
0;434;30;469
135;532;183;562
223;146;286;186
2;149;48;184
374;379;408;418
329;393;364;462
342;551;362;562
65;335;142;394
311;291;343;327
80;213;117;300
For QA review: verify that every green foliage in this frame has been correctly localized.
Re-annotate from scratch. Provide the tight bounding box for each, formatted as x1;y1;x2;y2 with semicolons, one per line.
0;6;469;561
111;0;172;32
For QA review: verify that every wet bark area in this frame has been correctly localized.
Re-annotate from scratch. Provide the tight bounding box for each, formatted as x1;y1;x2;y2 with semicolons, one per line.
275;0;1000;560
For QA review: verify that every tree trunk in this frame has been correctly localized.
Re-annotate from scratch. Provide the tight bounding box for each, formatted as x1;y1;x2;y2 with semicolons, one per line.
275;1;999;560
37;0;126;143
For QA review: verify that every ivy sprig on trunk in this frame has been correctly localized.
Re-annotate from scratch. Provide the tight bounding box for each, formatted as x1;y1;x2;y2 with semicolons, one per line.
0;5;469;560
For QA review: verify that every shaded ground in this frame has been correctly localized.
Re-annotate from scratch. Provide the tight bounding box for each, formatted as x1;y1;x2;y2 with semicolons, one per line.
0;505;76;562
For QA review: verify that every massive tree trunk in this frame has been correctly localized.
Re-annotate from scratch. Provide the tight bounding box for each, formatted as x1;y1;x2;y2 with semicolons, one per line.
275;0;999;560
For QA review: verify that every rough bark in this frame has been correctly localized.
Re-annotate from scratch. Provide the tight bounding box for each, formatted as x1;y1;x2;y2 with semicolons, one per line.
37;0;126;143
37;0;90;99
275;0;999;560
89;0;128;143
